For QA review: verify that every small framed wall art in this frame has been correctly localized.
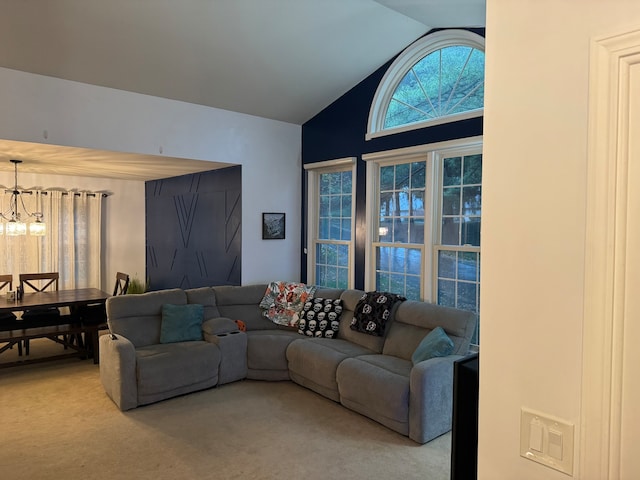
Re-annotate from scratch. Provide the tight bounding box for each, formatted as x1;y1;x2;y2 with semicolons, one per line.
262;212;285;240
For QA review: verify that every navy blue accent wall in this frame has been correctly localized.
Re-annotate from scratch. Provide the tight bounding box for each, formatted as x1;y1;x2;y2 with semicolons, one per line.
146;165;242;290
301;28;485;289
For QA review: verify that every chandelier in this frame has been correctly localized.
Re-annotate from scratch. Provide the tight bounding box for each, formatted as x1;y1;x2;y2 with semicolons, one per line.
0;159;46;236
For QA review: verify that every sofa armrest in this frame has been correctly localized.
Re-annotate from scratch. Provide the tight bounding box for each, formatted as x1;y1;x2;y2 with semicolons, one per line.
408;354;463;444
202;317;239;341
99;333;138;411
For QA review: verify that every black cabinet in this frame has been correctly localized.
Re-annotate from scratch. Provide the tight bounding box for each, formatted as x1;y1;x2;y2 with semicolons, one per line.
451;353;479;480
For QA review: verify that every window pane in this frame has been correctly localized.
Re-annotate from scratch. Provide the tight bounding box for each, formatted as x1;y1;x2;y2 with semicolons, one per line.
319;218;329;240
319;196;329;217
457;282;477;311
329;219;341;240
406;275;421;300
393;218;408;243
411;162;426;189
342;171;352;193
441;217;460;245
337;267;349;289
458;252;479;281
377;246;390;271
391;248;405;273
443;157;461;186
330;172;343;195
380;166;395;191
379;218;392;241
463;186;481;215
438;279;456;307
376;271;390;291
438;250;456;278
341;195;352;217
442;187;460;215
411;190;424;214
395;163;410;190
341;219;351;241
461;218;481;246
319;174;331;195
407;249;422;275
463;154;482;184
409;218;424;243
316;265;326;285
330;195;341;216
338;244;349;266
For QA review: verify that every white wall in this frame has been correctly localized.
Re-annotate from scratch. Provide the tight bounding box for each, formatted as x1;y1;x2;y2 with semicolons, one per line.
0;171;144;293
480;1;640;479
0;67;302;286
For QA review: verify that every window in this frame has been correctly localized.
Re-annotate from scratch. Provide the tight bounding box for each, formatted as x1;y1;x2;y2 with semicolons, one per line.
305;158;356;289
364;139;482;342
367;29;485;139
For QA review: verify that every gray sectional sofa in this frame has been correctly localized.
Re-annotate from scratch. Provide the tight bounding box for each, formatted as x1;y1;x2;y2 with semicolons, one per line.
99;283;476;444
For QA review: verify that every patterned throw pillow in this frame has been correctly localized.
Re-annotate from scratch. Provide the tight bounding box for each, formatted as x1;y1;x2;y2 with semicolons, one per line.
259;281;317;327
298;298;343;338
350;291;406;336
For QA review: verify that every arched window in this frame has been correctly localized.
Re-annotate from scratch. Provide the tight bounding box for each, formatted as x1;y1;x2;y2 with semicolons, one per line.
367;30;485;140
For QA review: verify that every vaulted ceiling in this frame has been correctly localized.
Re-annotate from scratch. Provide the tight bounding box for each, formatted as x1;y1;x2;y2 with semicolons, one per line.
0;0;485;180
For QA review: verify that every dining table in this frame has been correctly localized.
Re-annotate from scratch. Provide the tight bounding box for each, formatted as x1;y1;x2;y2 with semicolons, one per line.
0;287;111;368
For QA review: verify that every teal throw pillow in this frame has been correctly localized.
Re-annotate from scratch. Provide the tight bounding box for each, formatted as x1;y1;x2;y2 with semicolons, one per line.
160;303;204;344
411;326;454;365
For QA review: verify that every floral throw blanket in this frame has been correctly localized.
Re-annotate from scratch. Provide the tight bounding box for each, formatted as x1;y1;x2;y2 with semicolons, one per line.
259;281;317;327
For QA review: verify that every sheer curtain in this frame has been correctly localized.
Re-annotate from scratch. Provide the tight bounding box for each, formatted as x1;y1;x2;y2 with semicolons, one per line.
0;189;103;289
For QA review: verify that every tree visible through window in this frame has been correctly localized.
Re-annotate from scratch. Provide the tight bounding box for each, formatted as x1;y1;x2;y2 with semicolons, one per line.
367;29;485;139
385;46;484;129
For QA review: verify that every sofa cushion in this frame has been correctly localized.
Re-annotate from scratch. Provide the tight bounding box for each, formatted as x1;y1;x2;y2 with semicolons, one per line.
384;300;477;357
160;304;204;344
213;284;279;331
185;287;221;321
336;354;412;434
287;338;374;402
246;330;301;380
106;289;187;348
411;327;454;365
298;298;342;338
259;281;317;327
135;341;220;401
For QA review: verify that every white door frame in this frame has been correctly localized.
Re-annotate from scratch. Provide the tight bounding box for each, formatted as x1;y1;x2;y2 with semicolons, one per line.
581;26;640;479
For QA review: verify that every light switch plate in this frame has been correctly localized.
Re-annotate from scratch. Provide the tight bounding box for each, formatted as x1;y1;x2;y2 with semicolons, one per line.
520;407;574;475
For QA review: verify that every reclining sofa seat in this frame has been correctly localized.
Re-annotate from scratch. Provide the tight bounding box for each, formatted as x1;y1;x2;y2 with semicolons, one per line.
100;288;221;411
336;300;476;444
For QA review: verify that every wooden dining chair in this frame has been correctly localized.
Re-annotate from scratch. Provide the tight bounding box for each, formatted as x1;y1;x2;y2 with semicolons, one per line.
80;272;130;362
0;274;22;357
19;272;64;355
113;272;130;296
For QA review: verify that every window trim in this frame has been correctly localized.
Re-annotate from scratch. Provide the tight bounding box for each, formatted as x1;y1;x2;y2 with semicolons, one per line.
366;29;485;141
304;157;357;289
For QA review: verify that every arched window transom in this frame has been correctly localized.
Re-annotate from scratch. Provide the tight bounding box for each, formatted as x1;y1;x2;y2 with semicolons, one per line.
367;30;485;140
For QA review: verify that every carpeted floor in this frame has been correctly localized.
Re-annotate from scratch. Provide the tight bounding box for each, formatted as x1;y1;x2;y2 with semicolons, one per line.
0;339;451;480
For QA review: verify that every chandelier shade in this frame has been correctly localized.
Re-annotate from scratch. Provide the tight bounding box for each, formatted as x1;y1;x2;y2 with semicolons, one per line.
0;159;46;236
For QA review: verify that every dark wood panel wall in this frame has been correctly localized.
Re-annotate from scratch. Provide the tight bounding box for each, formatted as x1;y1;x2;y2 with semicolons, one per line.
145;165;242;290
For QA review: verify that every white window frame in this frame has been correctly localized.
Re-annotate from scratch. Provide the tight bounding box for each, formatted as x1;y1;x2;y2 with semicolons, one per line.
366;29;485;141
363;136;482;301
304;157;356;289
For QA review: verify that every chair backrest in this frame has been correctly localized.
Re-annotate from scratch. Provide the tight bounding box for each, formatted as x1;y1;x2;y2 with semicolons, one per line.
0;274;13;292
19;272;59;292
113;272;130;296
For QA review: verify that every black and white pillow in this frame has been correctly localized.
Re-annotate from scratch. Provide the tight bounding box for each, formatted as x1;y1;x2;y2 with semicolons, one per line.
350;291;406;336
298;298;343;338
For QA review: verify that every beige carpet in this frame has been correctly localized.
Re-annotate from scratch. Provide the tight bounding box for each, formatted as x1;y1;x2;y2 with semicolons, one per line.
0;339;451;480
